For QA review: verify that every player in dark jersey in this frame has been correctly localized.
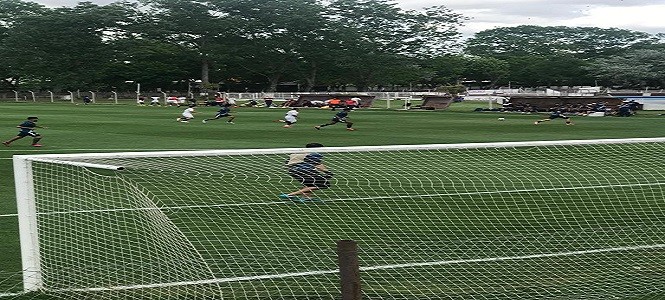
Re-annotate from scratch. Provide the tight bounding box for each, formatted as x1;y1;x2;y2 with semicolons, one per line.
534;110;573;125
279;143;332;202
202;104;235;124
315;107;355;131
2;117;47;147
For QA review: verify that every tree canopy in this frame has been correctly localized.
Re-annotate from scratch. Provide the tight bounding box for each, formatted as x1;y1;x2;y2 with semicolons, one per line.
1;0;663;92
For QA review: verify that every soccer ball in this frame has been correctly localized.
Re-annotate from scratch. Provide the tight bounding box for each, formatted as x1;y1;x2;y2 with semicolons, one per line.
498;117;505;121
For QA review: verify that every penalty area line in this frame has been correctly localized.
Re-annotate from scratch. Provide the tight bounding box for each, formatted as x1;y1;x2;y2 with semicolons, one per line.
1;181;664;218
31;243;665;294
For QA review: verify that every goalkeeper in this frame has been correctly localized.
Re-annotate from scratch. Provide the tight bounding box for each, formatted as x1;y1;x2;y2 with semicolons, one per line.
280;143;333;201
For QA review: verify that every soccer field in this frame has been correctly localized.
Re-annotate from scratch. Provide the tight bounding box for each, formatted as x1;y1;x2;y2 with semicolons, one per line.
1;102;665;299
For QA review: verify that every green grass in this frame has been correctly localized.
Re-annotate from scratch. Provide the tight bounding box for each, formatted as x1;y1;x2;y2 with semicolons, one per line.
1;101;665;299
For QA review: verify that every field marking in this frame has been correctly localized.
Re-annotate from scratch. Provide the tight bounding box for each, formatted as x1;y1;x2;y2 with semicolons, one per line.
1;181;664;218
2;242;661;296
0;148;200;153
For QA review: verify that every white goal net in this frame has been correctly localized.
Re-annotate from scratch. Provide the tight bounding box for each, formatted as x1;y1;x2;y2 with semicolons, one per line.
10;138;665;299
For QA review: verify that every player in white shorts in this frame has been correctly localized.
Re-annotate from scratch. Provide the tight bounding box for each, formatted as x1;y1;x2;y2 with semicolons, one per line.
176;104;196;122
281;108;299;128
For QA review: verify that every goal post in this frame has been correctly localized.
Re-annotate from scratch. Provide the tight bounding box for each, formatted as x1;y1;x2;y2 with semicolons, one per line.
11;137;665;299
13;156;42;292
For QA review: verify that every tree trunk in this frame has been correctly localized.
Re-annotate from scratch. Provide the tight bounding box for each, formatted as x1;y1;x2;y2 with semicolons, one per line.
305;63;317;92
267;76;280;92
201;59;210;84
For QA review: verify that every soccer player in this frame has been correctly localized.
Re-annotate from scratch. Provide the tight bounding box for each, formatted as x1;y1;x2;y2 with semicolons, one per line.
280;143;332;202
315;107;354;131
176;104;196;123
2;117;48;147
280;108;299;128
202;104;235;124
149;97;161;106
534;110;573;125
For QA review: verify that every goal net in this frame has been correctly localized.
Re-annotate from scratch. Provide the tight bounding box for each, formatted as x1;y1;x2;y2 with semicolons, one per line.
11;138;665;299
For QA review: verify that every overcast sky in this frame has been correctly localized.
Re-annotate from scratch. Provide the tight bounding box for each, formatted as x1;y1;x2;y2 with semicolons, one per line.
30;0;665;36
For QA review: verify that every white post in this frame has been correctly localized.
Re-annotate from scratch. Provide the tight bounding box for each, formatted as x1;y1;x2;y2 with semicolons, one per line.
28;91;36;102
13;90;18;102
13;156;43;292
47;91;54;103
187;81;194;99
187;81;191;99
160;91;167;106
67;91;74;104
136;83;141;103
89;91;96;103
111;91;118;104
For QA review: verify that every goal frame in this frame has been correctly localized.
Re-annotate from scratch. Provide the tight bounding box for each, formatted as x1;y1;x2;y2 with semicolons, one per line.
13;137;665;293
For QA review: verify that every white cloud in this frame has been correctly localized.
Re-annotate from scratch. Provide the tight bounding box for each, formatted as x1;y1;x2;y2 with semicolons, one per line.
395;0;665;35
567;4;665;32
28;0;665;35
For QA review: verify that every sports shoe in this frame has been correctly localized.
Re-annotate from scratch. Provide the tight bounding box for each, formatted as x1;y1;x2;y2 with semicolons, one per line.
301;197;322;202
283;125;291;128
278;194;294;199
32;144;42;147
180;120;189;123
314;126;321;130
290;197;306;203
346;128;355;131
227;121;234;124
2;141;9;147
202;120;207;123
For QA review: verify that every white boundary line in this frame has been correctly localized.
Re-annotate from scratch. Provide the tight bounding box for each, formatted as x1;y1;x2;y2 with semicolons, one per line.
13;137;665;164
7;243;662;294
1;181;663;218
0;148;201;152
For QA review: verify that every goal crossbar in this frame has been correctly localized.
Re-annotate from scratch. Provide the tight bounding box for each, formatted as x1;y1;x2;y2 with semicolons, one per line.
12;137;665;299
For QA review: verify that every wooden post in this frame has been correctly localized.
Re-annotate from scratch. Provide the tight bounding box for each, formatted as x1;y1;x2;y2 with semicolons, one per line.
337;240;361;300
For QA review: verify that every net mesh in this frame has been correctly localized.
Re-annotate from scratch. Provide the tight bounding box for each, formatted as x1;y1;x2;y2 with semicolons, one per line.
12;141;665;299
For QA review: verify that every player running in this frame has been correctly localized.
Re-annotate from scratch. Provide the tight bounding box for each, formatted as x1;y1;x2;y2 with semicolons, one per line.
279;108;299;128
202;104;235;124
315;107;354;131
534;110;573;125
2;116;47;147
176;104;196;123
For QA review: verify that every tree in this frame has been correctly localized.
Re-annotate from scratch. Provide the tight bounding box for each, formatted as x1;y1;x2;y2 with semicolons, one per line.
0;0;47;91
1;2;135;91
499;55;593;87
138;0;235;85
323;0;466;90
586;48;665;88
461;56;509;88
105;38;200;91
216;0;330;92
465;25;660;59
